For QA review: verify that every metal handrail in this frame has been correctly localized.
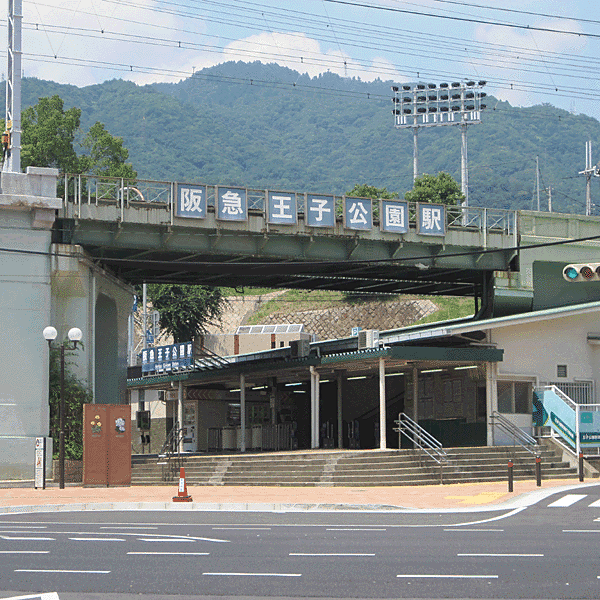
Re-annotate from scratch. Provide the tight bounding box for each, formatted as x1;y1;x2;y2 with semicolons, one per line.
158;421;186;479
393;412;447;465
490;411;540;457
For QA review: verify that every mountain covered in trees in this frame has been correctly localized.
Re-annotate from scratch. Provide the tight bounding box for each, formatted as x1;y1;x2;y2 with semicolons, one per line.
17;61;600;215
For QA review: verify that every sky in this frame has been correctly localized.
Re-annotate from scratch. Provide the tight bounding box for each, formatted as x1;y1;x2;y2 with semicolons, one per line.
3;0;600;121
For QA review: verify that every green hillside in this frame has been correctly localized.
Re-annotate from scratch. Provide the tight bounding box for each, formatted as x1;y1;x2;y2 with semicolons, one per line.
17;61;600;214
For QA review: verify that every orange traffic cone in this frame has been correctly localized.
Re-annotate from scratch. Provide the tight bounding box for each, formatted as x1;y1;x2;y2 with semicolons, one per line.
172;466;193;502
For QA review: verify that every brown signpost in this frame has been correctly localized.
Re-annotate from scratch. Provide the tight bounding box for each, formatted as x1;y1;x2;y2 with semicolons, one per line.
83;404;131;486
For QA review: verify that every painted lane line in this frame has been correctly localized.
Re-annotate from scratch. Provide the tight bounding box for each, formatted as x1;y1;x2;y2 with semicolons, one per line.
397;574;498;579
203;572;301;577
448;507;526;527
0;530;230;543
0;536;55;540
128;551;210;555
68;537;125;542
444;528;504;532
0;594;60;600
458;553;544;557
290;553;375;557
0;525;47;529
589;500;600;508
547;494;587;507
0;550;50;554
563;529;600;533
15;569;110;574
137;538;197;542
212;527;271;530
101;526;158;530
325;528;386;531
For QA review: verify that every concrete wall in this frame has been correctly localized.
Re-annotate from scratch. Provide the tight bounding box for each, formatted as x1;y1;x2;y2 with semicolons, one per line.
0;168;61;479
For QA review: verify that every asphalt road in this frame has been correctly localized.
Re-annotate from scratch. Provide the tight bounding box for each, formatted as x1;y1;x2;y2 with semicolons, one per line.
2;484;600;600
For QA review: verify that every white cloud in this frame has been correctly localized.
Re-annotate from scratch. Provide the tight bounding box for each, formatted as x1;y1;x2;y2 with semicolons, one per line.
473;18;587;107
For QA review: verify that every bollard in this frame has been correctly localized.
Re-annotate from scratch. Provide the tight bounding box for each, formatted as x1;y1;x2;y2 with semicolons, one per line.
535;456;542;487
172;466;193;502
508;459;514;493
579;451;585;482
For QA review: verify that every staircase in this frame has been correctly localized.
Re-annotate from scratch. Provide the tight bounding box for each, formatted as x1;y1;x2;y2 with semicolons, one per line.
131;444;580;486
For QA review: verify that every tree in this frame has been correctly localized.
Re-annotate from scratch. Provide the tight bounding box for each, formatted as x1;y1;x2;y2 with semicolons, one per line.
346;183;399;199
48;346;93;461
21;95;81;173
144;284;226;343
404;172;465;206
79;121;137;179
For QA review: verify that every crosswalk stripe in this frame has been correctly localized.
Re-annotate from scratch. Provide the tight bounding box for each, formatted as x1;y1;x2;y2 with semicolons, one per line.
588;499;600;508
547;494;588;507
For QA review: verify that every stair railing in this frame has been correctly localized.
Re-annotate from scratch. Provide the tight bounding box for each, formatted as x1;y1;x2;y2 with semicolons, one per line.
394;413;448;483
158;421;186;481
490;411;540;458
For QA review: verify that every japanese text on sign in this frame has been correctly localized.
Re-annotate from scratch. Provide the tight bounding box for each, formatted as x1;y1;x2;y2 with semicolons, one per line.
381;200;409;233
217;187;247;221
344;197;372;230
268;191;297;224
142;342;194;374
417;203;446;236
177;185;206;218
306;194;335;227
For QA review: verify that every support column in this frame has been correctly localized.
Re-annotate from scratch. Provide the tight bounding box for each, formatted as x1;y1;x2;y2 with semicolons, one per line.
336;369;345;449
310;366;320;449
413;127;419;182
177;380;184;454
412;366;419;424
486;362;496;446
240;373;246;452
379;358;387;449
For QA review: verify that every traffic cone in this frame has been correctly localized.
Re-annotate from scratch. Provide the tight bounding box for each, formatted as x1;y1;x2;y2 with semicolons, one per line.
172;466;193;502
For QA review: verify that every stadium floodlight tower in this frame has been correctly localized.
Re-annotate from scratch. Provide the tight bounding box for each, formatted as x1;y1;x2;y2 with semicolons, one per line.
3;0;21;173
392;80;487;207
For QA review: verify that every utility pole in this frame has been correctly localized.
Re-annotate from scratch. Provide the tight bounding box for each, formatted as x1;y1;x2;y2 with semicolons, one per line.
536;156;540;212
4;0;22;172
579;140;596;216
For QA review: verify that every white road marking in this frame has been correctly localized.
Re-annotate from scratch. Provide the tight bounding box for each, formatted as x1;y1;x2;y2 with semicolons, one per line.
128;551;209;555
444;529;503;532
0;550;50;554
588;499;600;508
0;594;60;599
397;574;498;579
68;537;124;542
137;538;197;542
290;553;375;556
203;572;301;577
0;536;55;540
547;494;587;507
0;529;229;543
100;526;158;530
0;525;47;529
15;569;110;574
212;527;271;530
325;528;386;531
563;529;600;533
458;553;543;557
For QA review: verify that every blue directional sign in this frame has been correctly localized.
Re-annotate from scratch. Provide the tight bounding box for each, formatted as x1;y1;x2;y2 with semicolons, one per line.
268;191;297;225
142;342;194;374
306;194;335;227
417;203;446;236
177;184;207;219
344;197;372;230
217;187;247;221
380;200;409;233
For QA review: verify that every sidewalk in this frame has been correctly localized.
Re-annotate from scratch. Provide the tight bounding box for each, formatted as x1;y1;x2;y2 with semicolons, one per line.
0;478;597;513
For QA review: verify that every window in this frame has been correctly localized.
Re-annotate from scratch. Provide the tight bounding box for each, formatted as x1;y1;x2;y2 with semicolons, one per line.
557;365;568;378
497;381;533;414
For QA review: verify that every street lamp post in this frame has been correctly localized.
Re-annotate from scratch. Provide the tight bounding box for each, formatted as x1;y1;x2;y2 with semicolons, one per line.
43;325;83;489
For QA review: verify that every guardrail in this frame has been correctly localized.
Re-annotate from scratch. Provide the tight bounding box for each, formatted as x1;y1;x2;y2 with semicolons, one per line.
61;173;517;240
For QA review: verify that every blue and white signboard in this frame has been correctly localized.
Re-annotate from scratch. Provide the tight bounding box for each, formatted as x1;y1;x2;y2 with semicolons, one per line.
142;342;194;374
344;197;372;230
381;200;409;234
533;388;600;448
177;184;206;219
306;194;335;228
268;191;297;225
417;203;446;236
217;187;247;221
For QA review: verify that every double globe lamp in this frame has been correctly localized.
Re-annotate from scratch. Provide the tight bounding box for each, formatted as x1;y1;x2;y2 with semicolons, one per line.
43;326;83;489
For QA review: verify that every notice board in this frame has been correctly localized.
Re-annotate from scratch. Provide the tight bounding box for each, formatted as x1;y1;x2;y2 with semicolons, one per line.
83;404;131;486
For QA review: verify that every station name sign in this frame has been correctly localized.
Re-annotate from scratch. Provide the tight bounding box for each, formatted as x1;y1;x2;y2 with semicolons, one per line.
175;184;446;236
142;342;194;374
